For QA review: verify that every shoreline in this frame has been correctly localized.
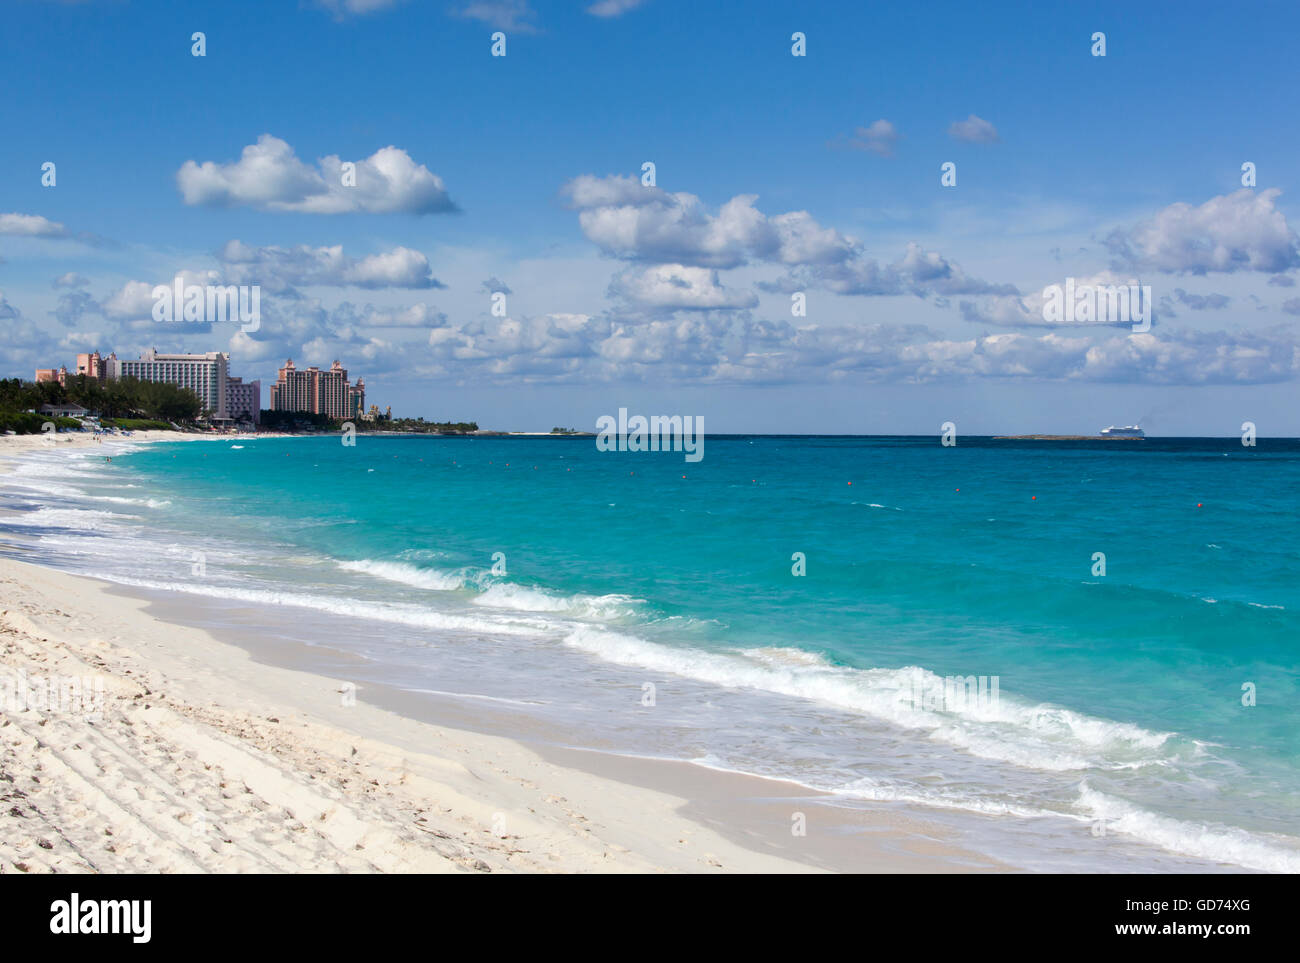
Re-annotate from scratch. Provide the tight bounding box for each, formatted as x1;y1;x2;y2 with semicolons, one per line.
0;556;995;873
0;433;997;873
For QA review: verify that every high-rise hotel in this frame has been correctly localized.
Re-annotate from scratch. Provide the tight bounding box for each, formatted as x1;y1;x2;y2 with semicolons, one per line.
269;359;365;420
107;350;230;419
225;376;261;423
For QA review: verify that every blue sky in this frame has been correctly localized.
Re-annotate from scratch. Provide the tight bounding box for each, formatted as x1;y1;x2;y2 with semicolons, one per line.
2;0;1299;433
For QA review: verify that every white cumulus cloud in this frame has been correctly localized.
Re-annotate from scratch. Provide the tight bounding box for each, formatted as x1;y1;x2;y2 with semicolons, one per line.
0;213;68;237
177;135;457;215
609;264;759;310
1105;188;1300;275
219;240;443;291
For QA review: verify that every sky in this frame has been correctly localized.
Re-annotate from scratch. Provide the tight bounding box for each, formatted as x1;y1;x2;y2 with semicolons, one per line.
2;0;1299;434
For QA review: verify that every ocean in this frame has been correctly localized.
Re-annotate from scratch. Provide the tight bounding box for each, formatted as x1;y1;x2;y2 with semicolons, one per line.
2;433;1297;872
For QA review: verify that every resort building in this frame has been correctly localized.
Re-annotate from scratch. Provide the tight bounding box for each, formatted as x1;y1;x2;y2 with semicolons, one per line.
107;349;229;420
349;378;366;420
76;351;111;382
225;376;261;424
269;359;365;420
37;403;90;418
35;351;114;386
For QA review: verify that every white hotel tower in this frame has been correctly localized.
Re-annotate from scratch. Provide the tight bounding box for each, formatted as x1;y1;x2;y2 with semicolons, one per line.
107;349;229;419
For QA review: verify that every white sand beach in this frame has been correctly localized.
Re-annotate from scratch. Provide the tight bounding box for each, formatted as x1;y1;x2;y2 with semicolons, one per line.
0;432;997;873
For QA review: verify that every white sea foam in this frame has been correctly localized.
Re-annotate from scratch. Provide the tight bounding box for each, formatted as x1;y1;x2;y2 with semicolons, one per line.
339;558;643;620
834;774;1075;822
338;558;465;591
18;507;139;531
97;575;551;638
9;461;112;482
406;687;551;707
471;581;642;620
2;477;85;498
1078;783;1300;873
562;627;1175;774
83;495;171;509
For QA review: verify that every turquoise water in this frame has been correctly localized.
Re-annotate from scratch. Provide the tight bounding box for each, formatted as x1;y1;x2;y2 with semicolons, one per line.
4;434;1298;871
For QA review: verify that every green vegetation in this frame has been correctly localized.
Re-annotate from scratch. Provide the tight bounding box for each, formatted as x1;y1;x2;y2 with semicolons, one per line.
0;375;204;428
381;417;478;434
258;409;335;431
258;410;478;434
0;411;44;434
0;412;88;435
0;376;479;436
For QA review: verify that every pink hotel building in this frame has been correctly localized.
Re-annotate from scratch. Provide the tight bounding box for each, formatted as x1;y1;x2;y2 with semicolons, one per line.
269;359;365;420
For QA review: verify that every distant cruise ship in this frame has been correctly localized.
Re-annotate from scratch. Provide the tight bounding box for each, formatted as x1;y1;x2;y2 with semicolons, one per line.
1100;425;1145;437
